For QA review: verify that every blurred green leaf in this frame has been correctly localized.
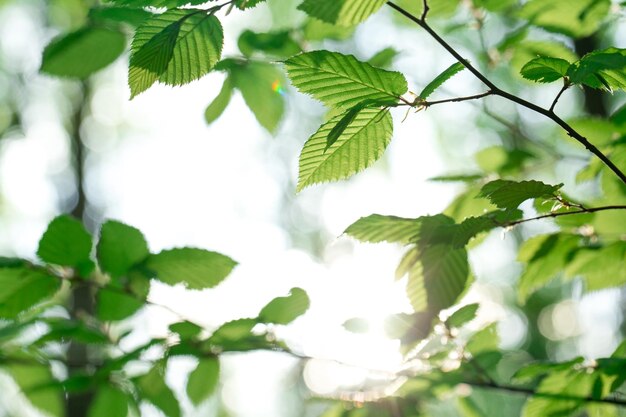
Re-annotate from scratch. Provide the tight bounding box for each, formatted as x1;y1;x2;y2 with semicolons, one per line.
147;248;237;290
41;26;126;78
5;364;64;417
419;62;465;99
565;242;626;291
0;268;61;318
137;364;181;417
88;385;131;417
169;321;203;340
446;303;479;328
237;30;301;58
367;47;399;69
205;76;233;125
518;0;610;38
298;0;386;26
466;323;498;356
259;287;310;324
186;356;219;405
478;180;562;209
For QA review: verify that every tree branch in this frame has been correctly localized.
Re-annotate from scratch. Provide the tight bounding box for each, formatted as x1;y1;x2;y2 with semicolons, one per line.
549;80;571;113
385;1;626;186
503;205;626;227
422;90;493;107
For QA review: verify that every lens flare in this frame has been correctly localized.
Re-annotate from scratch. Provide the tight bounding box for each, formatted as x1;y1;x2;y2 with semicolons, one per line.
272;80;286;96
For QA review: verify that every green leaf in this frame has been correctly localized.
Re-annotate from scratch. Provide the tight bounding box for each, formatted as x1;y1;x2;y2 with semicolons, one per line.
302;18;354;41
522;370;595;417
230;61;286;133
432;209;523;248
35;319;109;345
205;76;233;125
445;303;479;328
477;180;563;209
89;7;153;27
466;323;498;355
517;234;580;302
325;102;378;149
97;220;149;279
565;242;626;291
97;288;144;321
285;50;407;109
297;107;392;191
88;385;131;417
146;248;237;290
37;215;93;272
138;364;181;417
169;321;203;339
419;62;465;99
259;287;310;324
518;0;611;38
405;245;469;313
298;0;386;26
237;30;301;58
5;364;64;417
0;268;61;318
345;214;437;244
129;9;223;97
186;357;220;405
367;47;399;69
567;48;626;92
234;0;266;9
41;26;126;78
520;57;571;83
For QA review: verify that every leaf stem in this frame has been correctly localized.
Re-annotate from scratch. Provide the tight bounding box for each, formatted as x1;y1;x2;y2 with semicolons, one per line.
549;79;571;113
385;1;626;186
422;90;493;107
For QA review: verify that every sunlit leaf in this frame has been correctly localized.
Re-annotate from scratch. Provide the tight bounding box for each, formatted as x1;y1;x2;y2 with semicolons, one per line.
259;287;310;324
298;0;386;26
186;357;220;405
419;62;465;99
478;180;563;209
97;220;149;279
0;268;60;318
37;215;93;273
520;57;571;83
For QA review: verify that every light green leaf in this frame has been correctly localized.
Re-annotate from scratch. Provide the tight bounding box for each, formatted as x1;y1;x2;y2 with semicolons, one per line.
146;248;237;289
466;323;498;355
186;357;220;405
518;0;610;38
97;220;149;279
431;209;523;248
89;7;153;27
297;107;392;191
230;61;286;133
478;179;563;209
259;287;310;324
302;18;354;41
41;26;126;79
129;9;223;97
88;385;131;417
5;364;64;417
298;0;386;26
419;62;465;99
445;303;479;328
345;214;426;244
343;317;370;333
205;76;233;125
234;0;266;9
37;215;93;272
517;234;580;302
138;365;181;417
285;50;407;109
520;57;571;83
405;245;469;313
0;268;60;318
565;242;626;291
169;321;203;339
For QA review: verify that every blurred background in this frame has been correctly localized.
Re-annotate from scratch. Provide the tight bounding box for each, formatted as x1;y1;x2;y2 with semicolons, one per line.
0;0;624;416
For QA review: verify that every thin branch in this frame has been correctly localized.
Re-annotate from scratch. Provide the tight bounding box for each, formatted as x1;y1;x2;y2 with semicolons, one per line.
385;1;626;186
549;80;571;113
423;90;493;107
503;205;626;227
420;0;429;21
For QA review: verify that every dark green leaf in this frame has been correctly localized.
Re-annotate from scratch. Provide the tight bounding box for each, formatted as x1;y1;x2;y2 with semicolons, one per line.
97;220;149;279
367;47;399;68
478;180;563;209
169;321;203;340
186;357;219;405
237;30;301;58
419;62;465;99
146;248;237;290
37;215;93;272
345;214;445;244
89;6;153;27
567;48;626;92
97;288;144;321
41;27;126;78
259;287;310;324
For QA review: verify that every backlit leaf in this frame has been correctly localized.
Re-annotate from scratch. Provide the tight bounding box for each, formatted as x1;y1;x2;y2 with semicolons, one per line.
0;268;60;318
419;62;465;99
478;180;563;209
37;215;93;272
298;0;386;26
97;220;149;279
186;357;220;405
259;287;310;324
520;57;571;83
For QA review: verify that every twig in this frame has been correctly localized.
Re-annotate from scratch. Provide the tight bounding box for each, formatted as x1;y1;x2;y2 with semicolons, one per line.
423;90;493;107
385;1;626;186
550;80;571;113
503;205;626;227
